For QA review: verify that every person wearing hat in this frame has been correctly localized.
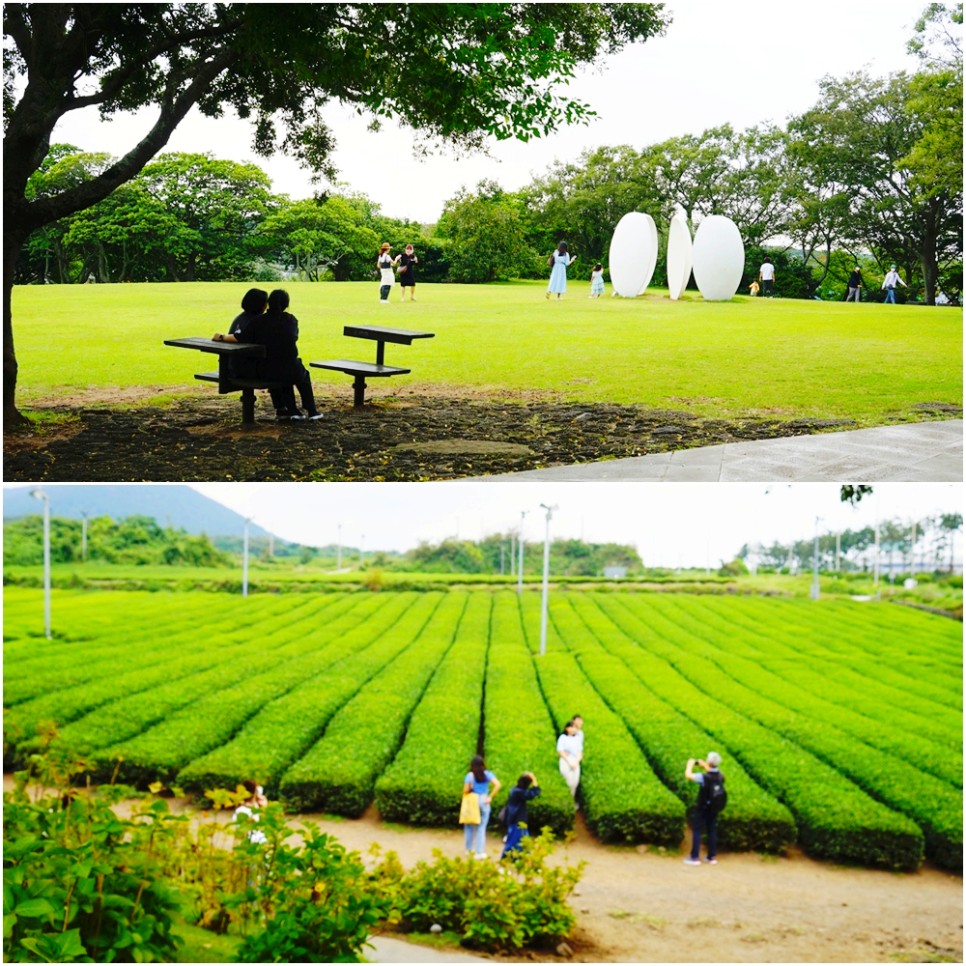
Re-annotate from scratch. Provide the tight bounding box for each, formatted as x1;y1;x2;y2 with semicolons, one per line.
881;265;907;304
376;243;395;304
684;752;725;865
845;266;863;302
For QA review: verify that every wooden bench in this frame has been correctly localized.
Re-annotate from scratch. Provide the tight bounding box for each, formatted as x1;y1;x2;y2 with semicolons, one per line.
311;325;435;408
164;337;290;425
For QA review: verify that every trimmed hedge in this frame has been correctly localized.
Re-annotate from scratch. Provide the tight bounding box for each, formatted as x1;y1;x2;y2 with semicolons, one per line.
479;593;575;837
594;596;925;871
374;594;491;826
521;596;685;846
563;596;796;853
177;593;434;797
88;596;395;786
607;595;961;869
279;593;470;815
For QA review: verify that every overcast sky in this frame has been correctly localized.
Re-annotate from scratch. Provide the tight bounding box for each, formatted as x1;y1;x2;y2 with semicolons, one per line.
187;483;962;565
48;0;930;224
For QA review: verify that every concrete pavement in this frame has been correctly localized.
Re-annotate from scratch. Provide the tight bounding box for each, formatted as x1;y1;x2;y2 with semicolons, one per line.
461;420;962;483
367;935;490;963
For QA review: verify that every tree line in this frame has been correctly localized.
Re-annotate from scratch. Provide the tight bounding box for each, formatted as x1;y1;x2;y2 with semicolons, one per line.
15;4;963;307
744;512;963;575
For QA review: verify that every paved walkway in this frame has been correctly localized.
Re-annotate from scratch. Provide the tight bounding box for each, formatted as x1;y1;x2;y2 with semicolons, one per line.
463;420;962;483
368;935;489;963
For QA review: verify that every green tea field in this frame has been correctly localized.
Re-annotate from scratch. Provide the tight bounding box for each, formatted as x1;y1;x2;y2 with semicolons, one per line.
4;587;961;872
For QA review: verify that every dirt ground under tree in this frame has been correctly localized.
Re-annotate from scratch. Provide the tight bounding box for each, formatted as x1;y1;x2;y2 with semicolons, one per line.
9;385;956;483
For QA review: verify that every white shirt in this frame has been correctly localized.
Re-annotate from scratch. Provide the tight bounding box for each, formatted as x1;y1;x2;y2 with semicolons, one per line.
557;732;582;760
759;262;775;281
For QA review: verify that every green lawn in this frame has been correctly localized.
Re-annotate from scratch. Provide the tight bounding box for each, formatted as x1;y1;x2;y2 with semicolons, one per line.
11;280;962;423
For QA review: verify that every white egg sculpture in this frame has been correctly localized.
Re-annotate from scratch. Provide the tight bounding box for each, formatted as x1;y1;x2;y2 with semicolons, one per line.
666;211;693;300
608;212;658;297
636;214;659;295
692;215;744;301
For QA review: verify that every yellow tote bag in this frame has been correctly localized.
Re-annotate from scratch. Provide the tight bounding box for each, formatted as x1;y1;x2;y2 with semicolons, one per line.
459;791;481;825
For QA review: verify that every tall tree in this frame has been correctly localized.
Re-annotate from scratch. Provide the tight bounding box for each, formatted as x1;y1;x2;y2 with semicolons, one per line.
3;2;669;424
788;70;962;303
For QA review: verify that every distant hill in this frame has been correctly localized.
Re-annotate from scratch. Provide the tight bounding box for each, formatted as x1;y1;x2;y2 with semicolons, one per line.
2;484;274;539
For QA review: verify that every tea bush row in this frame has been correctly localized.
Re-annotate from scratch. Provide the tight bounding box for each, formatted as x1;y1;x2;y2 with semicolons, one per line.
279;593;470;814
178;593;435;797
633;596;960;785
560;596;796;853
88;597;406;786
523;597;685;846
592;596;925;870
375;594;491;826
23;595;379;771
478;593;575;836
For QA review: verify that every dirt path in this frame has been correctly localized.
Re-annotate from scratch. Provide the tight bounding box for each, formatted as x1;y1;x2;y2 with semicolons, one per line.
5;773;960;963
295;809;961;964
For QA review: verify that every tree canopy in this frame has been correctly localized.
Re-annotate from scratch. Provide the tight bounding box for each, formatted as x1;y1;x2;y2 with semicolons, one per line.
3;2;669;422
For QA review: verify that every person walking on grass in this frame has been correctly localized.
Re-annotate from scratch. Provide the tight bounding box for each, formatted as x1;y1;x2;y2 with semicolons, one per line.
845;266;863;302
500;772;541;859
463;755;501;859
882;265;906;304
684;752;727;866
546;241;576;299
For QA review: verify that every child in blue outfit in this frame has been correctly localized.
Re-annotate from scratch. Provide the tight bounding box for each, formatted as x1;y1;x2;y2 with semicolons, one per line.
590;264;605;298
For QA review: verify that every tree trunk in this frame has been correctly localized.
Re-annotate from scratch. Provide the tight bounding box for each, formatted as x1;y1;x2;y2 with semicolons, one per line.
4;226;30;427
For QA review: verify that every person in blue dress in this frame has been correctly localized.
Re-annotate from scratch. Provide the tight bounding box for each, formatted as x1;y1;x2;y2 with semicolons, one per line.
500;772;541;859
546;241;577;299
463;755;502;858
590;263;605;298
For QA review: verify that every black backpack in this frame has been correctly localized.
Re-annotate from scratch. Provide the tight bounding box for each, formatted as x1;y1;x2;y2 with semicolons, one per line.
699;771;727;814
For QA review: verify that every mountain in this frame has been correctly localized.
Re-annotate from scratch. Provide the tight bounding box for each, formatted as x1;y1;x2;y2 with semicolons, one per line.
2;484;274;539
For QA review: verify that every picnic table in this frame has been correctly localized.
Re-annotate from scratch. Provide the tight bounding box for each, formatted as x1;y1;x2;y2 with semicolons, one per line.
164;337;289;425
310;324;435;408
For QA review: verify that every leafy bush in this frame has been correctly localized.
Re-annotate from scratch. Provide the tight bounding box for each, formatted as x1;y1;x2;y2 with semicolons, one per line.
3;746;183;963
371;831;583;951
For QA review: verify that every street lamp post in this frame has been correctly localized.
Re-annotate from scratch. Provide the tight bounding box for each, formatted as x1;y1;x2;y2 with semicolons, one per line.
30;488;51;639
242;517;251;598
810;516;821;600
517;511;527;595
538;503;557;656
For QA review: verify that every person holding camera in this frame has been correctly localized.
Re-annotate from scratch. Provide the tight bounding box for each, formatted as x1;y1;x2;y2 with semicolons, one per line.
684;752;726;866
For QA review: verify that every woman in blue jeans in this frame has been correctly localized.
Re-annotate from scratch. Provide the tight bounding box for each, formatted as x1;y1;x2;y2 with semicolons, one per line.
462;755;501;858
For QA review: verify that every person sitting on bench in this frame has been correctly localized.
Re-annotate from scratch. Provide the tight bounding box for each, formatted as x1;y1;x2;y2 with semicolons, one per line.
212;287;297;420
213;288;322;421
251;289;323;421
